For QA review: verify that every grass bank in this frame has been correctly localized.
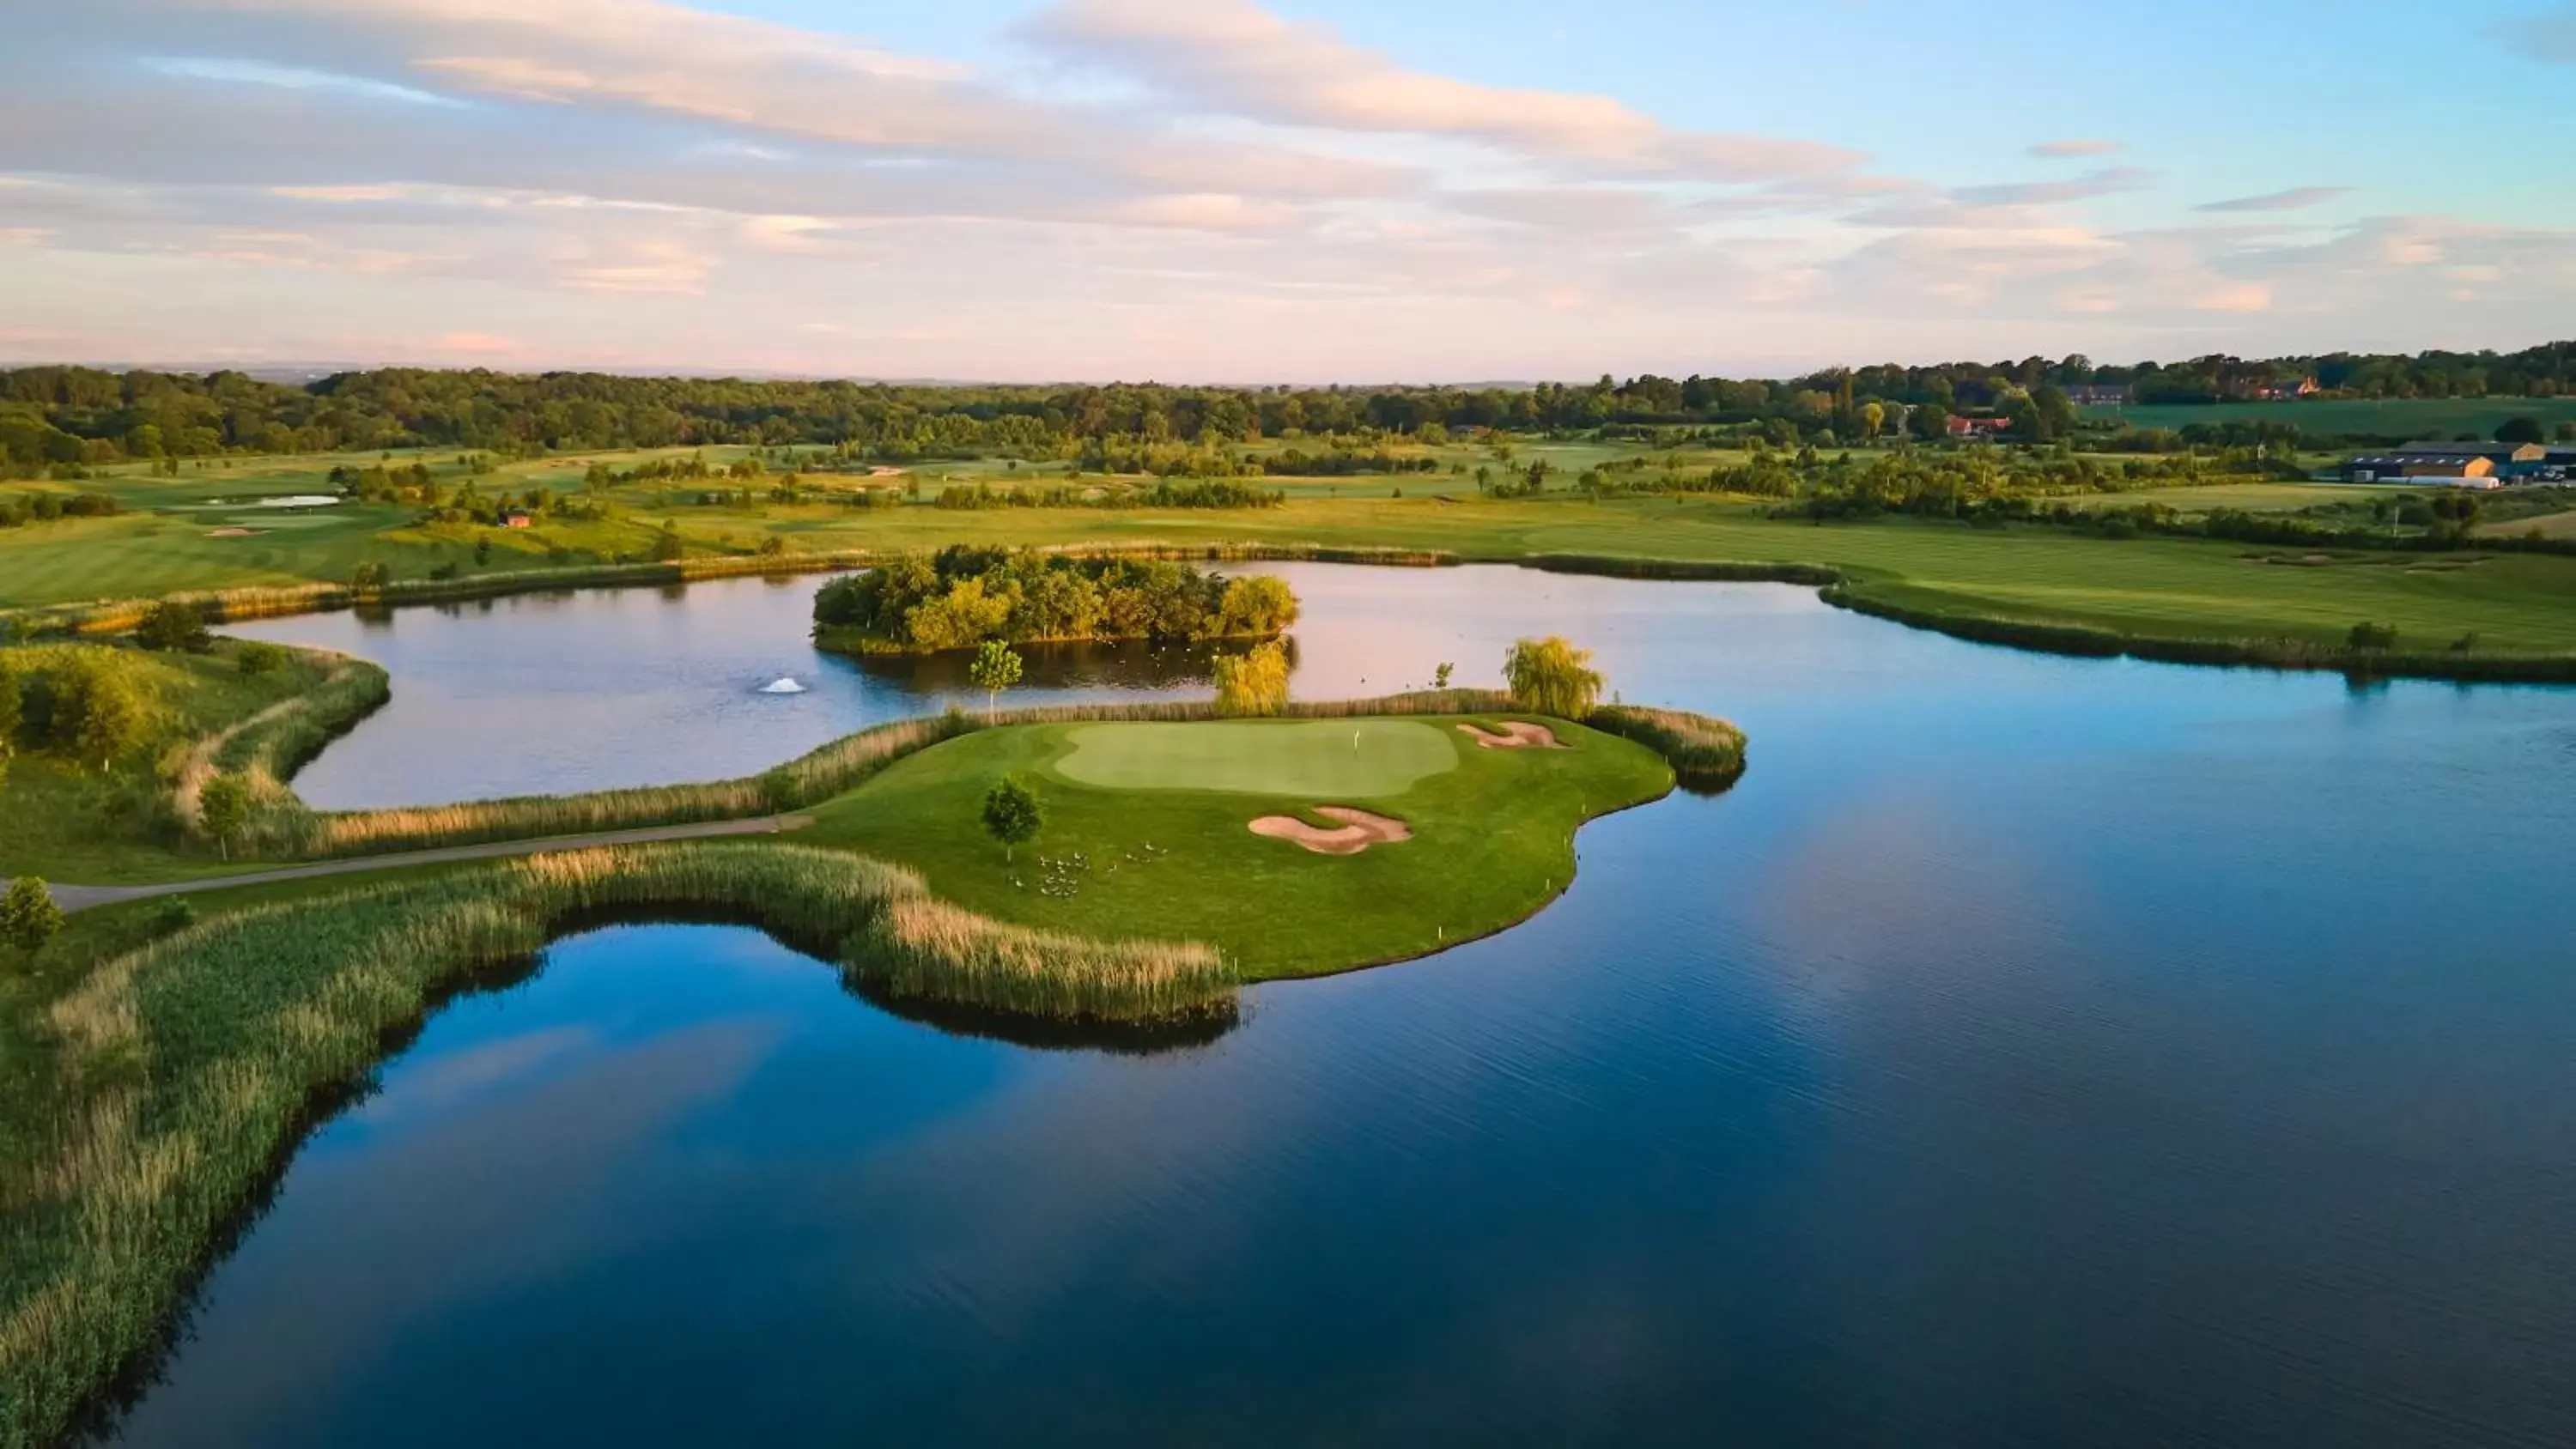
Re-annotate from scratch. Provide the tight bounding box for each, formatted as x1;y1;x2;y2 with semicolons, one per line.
802;710;1678;977
0;840;1226;1449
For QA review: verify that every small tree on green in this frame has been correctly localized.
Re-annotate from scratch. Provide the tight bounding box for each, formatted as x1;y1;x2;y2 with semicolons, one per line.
235;641;286;676
1504;636;1606;720
969;640;1024;722
653;522;685;561
981;775;1043;864
1431;661;1454;690
1;876;63;959
197;773;252;860
2348;621;2399;651
138;600;212;653
1213;641;1290;715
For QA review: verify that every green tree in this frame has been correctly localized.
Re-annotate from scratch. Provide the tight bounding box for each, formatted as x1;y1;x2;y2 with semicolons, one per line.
1216;574;1300;636
137;599;211;653
349;561;388;592
1212;640;1290;715
981;774;1043;863
2494;416;2545;445
46;654;149;768
1504;635;1606;720
235;641;286;676
2348;621;2399;650
968;640;1024;722
653;521;685;561
0;664;21;752
197;773;251;859
1432;661;1454;690
1;876;63;958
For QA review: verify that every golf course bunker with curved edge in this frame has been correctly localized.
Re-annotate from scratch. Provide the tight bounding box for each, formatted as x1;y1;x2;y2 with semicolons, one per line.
1248;805;1413;855
1457;720;1563;749
801;712;1685;979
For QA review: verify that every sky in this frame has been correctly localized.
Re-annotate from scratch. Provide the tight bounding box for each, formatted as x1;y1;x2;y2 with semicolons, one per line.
3;0;2573;381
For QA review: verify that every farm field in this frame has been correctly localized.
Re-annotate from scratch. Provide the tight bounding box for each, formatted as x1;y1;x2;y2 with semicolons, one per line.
2085;396;2576;438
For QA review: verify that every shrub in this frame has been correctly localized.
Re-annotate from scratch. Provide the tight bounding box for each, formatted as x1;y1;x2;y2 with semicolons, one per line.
234;641;287;676
2348;621;2399;650
137;600;211;653
2;874;62;955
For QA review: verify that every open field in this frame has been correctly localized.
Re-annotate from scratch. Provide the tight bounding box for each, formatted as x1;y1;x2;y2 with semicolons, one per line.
802;714;1674;977
13;450;2576;672
2086;397;2576;438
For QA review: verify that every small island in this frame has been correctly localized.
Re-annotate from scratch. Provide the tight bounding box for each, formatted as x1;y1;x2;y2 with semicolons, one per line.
811;546;1300;655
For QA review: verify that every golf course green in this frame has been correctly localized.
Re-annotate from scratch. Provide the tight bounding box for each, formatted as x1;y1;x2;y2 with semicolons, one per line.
805;714;1675;976
1049;718;1461;795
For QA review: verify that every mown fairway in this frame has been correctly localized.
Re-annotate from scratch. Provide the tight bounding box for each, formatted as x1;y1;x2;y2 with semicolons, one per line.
804;716;1674;977
11;448;2576;660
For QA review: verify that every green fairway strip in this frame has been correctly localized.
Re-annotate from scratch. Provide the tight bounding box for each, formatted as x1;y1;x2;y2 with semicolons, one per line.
1049;719;1459;796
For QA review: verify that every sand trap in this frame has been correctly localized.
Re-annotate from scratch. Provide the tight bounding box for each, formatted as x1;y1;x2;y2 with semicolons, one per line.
206;527;258;537
1457;720;1564;749
1249;806;1412;856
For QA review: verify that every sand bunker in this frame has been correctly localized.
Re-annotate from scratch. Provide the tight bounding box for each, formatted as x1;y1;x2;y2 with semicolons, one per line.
206;526;258;537
1248;806;1413;856
1456;720;1563;749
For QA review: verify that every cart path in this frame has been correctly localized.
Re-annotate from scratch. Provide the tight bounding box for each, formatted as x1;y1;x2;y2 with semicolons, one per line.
41;815;815;913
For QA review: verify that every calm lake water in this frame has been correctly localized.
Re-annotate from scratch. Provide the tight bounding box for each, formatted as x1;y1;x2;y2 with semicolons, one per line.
127;565;2576;1446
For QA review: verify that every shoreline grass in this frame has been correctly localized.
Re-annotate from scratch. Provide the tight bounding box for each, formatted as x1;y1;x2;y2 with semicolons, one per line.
0;840;1227;1449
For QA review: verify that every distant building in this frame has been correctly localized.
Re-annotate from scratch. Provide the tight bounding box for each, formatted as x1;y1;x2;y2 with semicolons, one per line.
1946;414;2012;439
2245;377;2320;401
2342;441;2549;483
501;508;534;528
2063;384;2133;408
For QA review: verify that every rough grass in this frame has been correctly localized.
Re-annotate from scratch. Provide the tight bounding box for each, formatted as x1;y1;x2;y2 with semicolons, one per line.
0;840;1226;1449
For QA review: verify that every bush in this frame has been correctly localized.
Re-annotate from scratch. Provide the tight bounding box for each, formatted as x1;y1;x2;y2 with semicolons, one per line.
2;874;62;955
235;641;287;676
137;600;211;653
2348;621;2399;651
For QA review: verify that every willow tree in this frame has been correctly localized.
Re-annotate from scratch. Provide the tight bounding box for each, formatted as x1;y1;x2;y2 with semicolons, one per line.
1503;636;1605;720
1212;641;1289;716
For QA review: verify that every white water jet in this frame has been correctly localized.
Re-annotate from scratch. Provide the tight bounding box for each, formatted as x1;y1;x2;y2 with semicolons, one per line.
757;676;807;694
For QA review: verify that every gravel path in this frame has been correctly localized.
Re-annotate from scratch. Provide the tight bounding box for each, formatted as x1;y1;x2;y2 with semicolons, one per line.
43;815;813;913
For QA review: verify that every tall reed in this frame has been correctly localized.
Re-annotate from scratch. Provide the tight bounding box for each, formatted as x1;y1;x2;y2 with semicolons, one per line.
1;840;1229;1449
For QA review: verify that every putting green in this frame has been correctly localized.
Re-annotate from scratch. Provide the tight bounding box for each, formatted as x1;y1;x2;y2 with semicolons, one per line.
1049;719;1459;796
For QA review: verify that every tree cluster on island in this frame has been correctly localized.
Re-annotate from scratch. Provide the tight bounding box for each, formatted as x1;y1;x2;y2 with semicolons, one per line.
811;548;1299;655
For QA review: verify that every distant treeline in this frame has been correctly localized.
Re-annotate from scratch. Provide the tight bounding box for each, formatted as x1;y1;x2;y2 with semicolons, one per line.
3;343;2573;475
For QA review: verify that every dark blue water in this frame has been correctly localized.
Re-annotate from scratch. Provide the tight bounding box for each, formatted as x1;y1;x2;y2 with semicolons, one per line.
120;567;2576;1446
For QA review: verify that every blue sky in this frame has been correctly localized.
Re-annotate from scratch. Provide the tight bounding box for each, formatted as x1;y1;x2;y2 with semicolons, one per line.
2;0;2571;379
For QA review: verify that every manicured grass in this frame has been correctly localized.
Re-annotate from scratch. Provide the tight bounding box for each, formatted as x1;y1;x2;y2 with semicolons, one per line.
803;714;1674;979
15;454;2576;670
1050;718;1460;795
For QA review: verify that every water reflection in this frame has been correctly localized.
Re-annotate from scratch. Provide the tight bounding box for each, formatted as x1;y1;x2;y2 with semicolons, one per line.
131;564;2576;1448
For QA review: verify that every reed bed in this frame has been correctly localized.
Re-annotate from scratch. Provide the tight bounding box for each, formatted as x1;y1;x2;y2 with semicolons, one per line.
1587;704;1749;789
171;653;389;835
0;840;1226;1449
